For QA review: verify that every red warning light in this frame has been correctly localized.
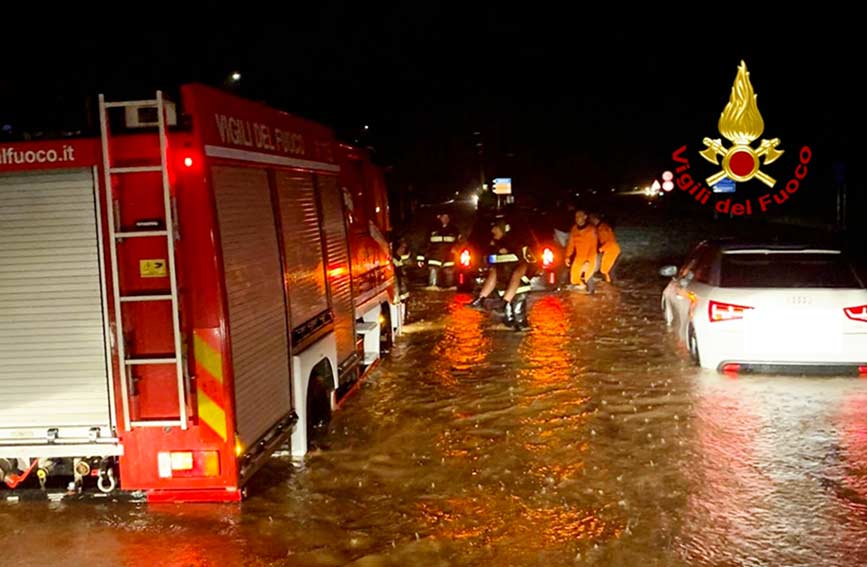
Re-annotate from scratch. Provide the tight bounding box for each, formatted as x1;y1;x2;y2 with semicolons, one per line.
183;156;194;168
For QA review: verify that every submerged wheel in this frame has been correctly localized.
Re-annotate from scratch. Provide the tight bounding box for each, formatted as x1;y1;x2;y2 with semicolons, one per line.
380;305;393;355
306;375;332;449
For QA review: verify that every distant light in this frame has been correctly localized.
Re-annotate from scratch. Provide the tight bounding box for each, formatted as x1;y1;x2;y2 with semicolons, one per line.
375;206;381;213
651;180;661;191
363;124;370;131
460;249;471;267
662;171;674;181
662;180;675;192
542;247;555;267
230;72;241;81
183;156;193;168
471;195;479;206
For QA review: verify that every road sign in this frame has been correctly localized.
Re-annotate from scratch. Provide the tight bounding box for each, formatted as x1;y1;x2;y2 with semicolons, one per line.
493;178;512;195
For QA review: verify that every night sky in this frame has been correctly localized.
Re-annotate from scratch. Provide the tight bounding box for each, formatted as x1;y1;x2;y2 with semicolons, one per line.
2;8;863;206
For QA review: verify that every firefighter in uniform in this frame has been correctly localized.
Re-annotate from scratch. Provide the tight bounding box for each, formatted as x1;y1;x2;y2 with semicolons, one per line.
417;213;462;288
564;209;598;292
468;220;534;331
589;213;620;283
392;238;412;303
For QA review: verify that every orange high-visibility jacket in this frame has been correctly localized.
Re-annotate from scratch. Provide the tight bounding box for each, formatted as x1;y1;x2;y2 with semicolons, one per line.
565;224;598;266
596;222;618;251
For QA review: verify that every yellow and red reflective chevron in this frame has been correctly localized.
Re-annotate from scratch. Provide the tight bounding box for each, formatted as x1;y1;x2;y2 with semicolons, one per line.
193;328;228;442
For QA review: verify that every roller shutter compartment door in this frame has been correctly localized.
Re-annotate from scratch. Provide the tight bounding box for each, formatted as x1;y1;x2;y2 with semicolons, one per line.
316;174;356;366
274;171;329;329
0;169;112;438
212;166;291;448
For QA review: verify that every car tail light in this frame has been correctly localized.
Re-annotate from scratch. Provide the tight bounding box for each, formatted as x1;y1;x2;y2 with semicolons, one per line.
859;365;867;377
708;300;753;322
460;248;471;267
844;305;867;322
542;247;554;267
721;363;741;375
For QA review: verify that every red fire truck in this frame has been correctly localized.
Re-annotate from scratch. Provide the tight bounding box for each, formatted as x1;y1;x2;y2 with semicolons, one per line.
0;84;402;502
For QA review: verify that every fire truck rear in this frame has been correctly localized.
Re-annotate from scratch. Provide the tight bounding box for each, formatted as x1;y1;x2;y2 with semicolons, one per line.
0;84;401;502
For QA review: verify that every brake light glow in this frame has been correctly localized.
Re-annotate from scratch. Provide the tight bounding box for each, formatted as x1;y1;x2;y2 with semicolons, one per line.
183;156;194;168
721;363;741;375
708;300;753;322
460;249;471;267
844;305;867;322
542;247;554;267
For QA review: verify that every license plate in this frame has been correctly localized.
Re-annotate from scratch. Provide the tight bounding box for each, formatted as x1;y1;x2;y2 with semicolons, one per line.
743;309;842;355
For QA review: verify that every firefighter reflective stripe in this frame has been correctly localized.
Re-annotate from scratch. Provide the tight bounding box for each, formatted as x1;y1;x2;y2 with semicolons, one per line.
393;254;410;267
496;276;533;297
416;255;425;262
399;291;410;301
429;235;457;243
428;259;443;267
441;261;455;268
193;328;228;441
489;253;520;263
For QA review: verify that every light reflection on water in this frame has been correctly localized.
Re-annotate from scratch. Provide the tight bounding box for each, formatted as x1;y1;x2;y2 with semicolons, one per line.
3;226;867;566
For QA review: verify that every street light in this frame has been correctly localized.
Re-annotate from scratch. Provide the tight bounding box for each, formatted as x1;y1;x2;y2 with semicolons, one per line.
230;71;241;82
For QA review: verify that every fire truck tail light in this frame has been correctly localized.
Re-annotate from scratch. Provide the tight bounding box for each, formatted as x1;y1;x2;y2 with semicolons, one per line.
459;249;471;267
844;305;867;322
708;300;753;322
158;451;221;478
171;452;194;471
183;156;194;168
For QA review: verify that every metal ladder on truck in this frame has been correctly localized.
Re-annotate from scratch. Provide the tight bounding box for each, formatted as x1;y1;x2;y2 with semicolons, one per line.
98;92;187;431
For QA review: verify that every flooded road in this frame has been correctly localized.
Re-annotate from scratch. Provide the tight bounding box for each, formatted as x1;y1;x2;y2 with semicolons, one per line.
4;222;867;566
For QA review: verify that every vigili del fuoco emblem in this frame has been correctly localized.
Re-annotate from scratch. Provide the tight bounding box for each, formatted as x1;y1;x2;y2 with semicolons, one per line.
699;60;783;188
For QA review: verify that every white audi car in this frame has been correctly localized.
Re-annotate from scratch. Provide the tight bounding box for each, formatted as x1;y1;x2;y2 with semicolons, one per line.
660;240;867;374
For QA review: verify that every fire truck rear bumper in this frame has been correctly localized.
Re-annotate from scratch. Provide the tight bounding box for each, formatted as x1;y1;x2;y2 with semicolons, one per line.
146;487;244;503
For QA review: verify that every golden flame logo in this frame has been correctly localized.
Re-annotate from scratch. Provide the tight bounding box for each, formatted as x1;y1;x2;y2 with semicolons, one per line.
699;60;783;188
719;61;764;145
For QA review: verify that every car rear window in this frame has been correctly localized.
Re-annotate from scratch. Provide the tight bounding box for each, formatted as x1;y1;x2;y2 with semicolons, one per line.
720;253;863;288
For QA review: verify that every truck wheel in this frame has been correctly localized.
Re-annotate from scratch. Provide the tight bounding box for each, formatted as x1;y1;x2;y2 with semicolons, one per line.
306;375;331;448
380;305;393;355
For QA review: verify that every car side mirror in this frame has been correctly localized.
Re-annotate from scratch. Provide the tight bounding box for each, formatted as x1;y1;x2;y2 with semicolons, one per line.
659;265;677;277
